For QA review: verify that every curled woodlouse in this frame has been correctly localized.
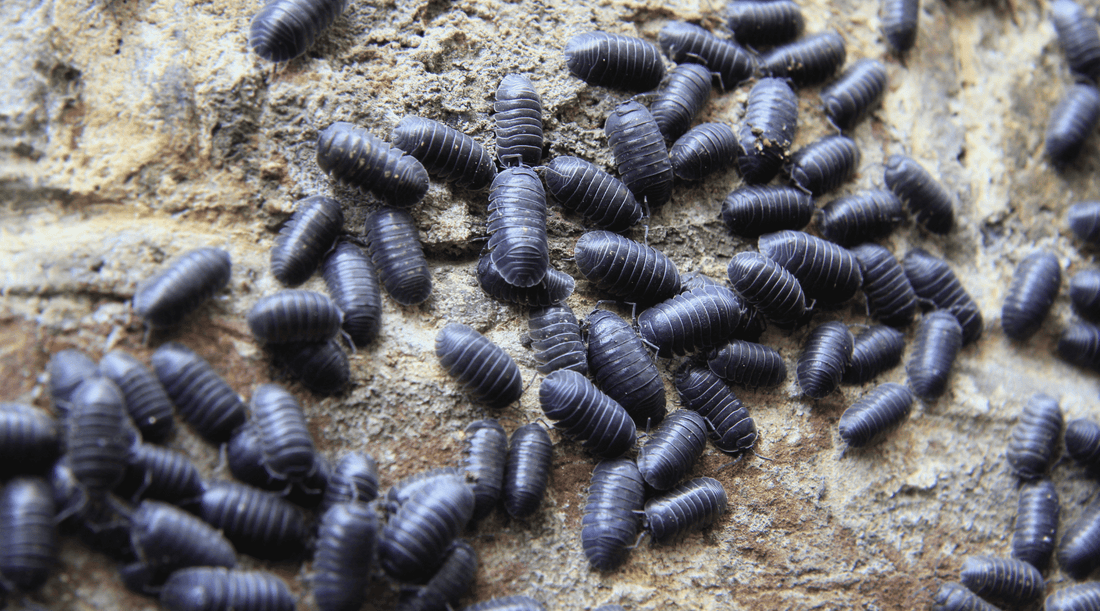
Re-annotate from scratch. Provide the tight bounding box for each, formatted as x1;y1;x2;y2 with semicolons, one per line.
68;378;133;493
902;248;983;343
820;59;887;131
657;21;756;90
906;311;963;401
390;116;497;190
1069;201;1100;244
494;74;543;167
639;286;744;358
435;323;524;409
316;122;429;207
818;190;905;246
1066;418;1100;472
48;349;98;418
1012;479;1059;570
787;135;860;196
726;251;807;327
487;166;550;287
466;596;545;611
248;0;346;62
644;477;727;544
604;100;674;208
379;475;475;583
881;0;919;52
396;539;477;611
160;568;294;611
838;383;914;448
364;207;432;306
130;500;236;578
538;369;637;458
884;155;956;234
1057;501;1100;579
726;0;804;46
270;195;343;287
1046;84;1100;168
759;30;846;86
200;481;309;560
321;451;380;512
132;247;232;330
586;309;667;427
931;582;1001;611
650;63;713;142
541;156;643;232
247;290;342;345
738;77;798;184
797;321;854;399
843;325;905;384
582;458;645;571
527;304;588;375
960;556;1045;601
251;383;317;482
564;31;666;92
1051;0;1100;82
1045;583;1100;611
503;423;553;519
1005;394;1062;480
0;477;57;592
312;501;378;611
1070;270;1100;320
722;185;813;238
463;419;508;520
273;339;350;395
574;230;681;304
637;410;708;491
669;122;740;181
1001;251;1061;340
115;443;205;507
152;342;247;442
758;230;863;304
0;404;60;477
98;351;175;442
707;339;786;388
674;363;758;454
851;244;917;328
322;241;383;347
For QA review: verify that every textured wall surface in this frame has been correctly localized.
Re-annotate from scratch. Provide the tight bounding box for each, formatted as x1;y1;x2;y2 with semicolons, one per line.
1;0;1099;608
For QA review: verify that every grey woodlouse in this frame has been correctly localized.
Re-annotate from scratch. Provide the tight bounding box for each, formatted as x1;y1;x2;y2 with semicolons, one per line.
906;311;963;401
638;285;745;358
270;195;343;287
200;480;309;560
737;77;798;184
582;458;645;571
248;0;347;63
564;31;666;92
1001;251;1061;340
706;339;786;388
674;363;758;455
677;275;767;342
818;189;906;247
47;348;98;418
541;156;643;232
843;325;905;384
68;378;133;493
1045;583;1100;611
130;500;237;580
726;251;807;327
247;290;343;345
1058;321;1100;371
503;423;553;518
1066;418;1100;472
650;63;714;143
465;595;545;611
435;322;524;409
644;476;727;545
787;134;861;196
316;122;430;207
364;207;433;306
796;321;854;399
837;382;914;448
586;309;667;427
396;539;477;611
321;451;380;512
487;166;550;287
159;567;294;611
379;475;475;583
883;155;956;234
390;116;497;190
384;468;465;513
0;477;57;592
251;383;317;483
902;248;983;344
758;230;864;304
657;21;756;90
527;304;588;375
1057;501;1100;579
669;122;740;181
312;501;379;611
538;369;637;458
0;404;60;477
1069;201;1100;244
1070;269;1100;320
1012;479;1059;570
322;241;383;347
462;419;508;520
820;58;888;131
1045;84;1100;168
604;100;674;208
881;0;919;52
960;556;1046;602
1006;394;1063;480
494;74;543;167
931;582;1002;611
115;443;206;508
722;185;814;238
132;247;232;330
850;243;918;328
151;342;247;442
98;351;175;442
637;410;708;491
1051;0;1100;82
273;339;350;395
726;0;804;47
574;230;681;305
224;427;294;504
759;30;847;87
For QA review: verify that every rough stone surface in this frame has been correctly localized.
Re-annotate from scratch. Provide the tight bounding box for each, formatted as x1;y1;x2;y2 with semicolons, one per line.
2;0;1099;608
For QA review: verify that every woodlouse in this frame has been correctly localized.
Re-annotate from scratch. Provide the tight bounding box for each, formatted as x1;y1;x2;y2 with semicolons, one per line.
151;342;247;442
787;134;861;196
638;285;744;358
796;321;854;399
737;77;798;184
478;256;575;307
843;325;905;384
248;0;347;62
132;247;232;330
68;378;133;493
465;596;545;611
960;556;1045;601
838;383;914;448
604;100;674;208
574;230;681;305
586;309;667;427
820;58;887;131
637;410;708;491
270;195;343;287
487;166;550;287
726;251;807;327
669;122;740;181
1066;418;1100;472
435;323;524;409
706;339;786;388
159;568;294;611
758;230;863;304
582;458;645;571
644;476;727;544
657;21;756;90
818;190;906;246
564;31;666;92
0;477;57;592
1058;321;1100;370
883;155;956;234
1006;394;1063;480
462;419;508;520
1070;269;1100;320
881;0;919;52
390;116;497;189
1045;583;1100;611
906;311;963;401
650;63;713;143
385;468;466;513
722;185;813;238
1051;0;1100;83
502;423;553;519
759;30;846;86
1012;479;1059;570
931;582;1001;611
1057;501;1100;579
130;500;237;579
527;304;588;375
541;156;643;232
47;349;97;418
0;404;60;477
850;243;918;328
726;0;804;47
322;241;383;347
200;480;308;560
273;339;350;395
316;122;430;207
1069;201;1100;244
312;501;378;611
248;290;342;345
364;207;432;306
321;451;380;512
115;443;206;508
494;74;543;167
1045;84;1100;168
1001;251;1061;340
250;383;317;483
98;351;175;442
674;363;758;455
902;248;983;344
396;539;477;611
538;369;637;458
378;475;475;583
